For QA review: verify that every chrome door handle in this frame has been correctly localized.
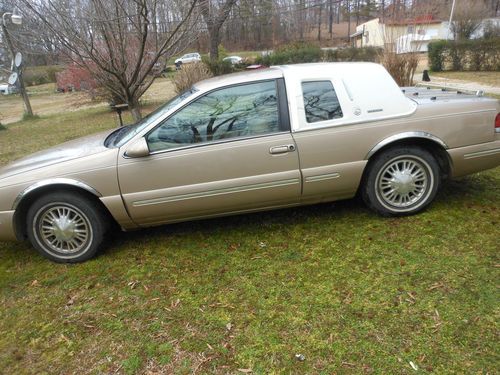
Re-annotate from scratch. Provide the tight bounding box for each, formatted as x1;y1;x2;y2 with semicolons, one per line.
269;144;296;154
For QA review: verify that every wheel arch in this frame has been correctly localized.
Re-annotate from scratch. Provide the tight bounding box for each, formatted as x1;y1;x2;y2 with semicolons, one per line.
364;132;452;179
13;179;114;240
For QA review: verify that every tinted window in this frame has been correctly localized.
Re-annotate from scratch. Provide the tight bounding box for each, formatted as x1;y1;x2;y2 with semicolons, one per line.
147;81;279;152
302;81;343;123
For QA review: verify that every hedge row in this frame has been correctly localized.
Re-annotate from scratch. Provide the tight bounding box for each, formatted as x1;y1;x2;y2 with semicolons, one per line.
428;39;500;72
255;42;381;66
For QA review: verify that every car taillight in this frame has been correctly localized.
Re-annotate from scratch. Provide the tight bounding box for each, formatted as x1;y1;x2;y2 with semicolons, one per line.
496;113;500;132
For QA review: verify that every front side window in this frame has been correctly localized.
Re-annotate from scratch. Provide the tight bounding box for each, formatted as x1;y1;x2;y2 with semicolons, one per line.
147;80;279;152
302;81;343;123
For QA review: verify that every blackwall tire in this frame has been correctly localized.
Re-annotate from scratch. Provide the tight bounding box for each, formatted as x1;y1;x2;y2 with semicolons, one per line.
26;192;107;263
362;146;441;216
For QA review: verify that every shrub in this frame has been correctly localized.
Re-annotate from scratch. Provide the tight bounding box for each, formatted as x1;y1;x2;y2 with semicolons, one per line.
217;44;229;60
324;46;382;62
427;40;447;72
427;38;500;72
256;43;381;66
172;63;212;94
202;56;234;76
381;52;419;86
256;42;323;65
0;123;6;131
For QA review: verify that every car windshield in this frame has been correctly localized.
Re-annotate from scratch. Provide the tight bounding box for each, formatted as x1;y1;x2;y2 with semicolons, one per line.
104;88;198;148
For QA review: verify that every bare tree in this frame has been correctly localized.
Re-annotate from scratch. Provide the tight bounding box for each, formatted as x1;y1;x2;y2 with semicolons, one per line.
451;0;488;40
20;0;199;121
200;0;237;61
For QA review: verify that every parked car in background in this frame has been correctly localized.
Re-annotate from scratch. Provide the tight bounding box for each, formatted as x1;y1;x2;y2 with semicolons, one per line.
174;52;201;68
0;83;18;95
223;55;243;65
0;63;499;263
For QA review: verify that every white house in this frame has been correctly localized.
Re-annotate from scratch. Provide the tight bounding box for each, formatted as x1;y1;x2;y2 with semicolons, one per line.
351;16;500;54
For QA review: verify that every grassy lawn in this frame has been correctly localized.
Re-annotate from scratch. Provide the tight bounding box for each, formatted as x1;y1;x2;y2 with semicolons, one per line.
0;109;499;374
431;71;500;87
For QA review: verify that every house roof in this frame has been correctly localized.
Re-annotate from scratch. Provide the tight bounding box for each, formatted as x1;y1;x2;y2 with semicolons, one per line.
350;30;363;38
386;14;442;26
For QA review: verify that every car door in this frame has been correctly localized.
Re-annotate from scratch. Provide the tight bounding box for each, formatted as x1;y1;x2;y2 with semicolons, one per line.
117;79;301;226
288;78;368;203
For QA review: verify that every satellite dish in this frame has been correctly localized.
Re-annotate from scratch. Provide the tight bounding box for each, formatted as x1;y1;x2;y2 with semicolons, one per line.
14;52;22;68
8;72;18;85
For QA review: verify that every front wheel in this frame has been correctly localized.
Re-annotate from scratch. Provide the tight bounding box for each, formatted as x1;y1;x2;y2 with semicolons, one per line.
362;146;441;216
27;192;108;263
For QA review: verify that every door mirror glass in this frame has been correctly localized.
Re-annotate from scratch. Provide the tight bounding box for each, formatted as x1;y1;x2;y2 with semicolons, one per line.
124;137;150;158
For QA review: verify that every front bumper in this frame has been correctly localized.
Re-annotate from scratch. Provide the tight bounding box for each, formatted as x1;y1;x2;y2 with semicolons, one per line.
0;210;16;242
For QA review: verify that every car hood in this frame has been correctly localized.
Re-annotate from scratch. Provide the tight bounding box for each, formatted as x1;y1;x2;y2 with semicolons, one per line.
0;129;115;180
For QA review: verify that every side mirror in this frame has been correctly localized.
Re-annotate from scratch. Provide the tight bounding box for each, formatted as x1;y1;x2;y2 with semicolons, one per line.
124;137;150;158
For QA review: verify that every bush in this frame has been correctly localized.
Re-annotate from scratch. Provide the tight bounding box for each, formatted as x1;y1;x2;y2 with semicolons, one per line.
217;44;229;60
381;52;419;86
256;42;381;66
427;39;500;72
256;42;323;65
427;40;447;72
0;123;6;131
202;57;234;76
172;63;212;94
324;46;382;62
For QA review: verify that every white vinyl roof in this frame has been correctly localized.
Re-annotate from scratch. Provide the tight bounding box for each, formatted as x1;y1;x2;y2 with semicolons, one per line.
276;63;417;131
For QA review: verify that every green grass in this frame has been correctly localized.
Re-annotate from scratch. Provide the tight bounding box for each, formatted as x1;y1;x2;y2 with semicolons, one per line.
0;109;499;374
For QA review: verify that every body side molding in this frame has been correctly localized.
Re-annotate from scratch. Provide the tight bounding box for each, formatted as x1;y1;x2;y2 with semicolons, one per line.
12;178;102;210
365;131;449;159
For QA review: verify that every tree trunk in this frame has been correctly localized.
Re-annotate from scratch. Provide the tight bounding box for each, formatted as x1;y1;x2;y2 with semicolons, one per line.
128;99;142;122
209;28;220;61
347;0;351;42
18;70;34;117
317;3;322;41
299;0;305;40
329;0;334;39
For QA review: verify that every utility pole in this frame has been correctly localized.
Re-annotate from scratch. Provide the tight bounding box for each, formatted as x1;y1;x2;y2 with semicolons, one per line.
446;0;456;40
2;12;34;117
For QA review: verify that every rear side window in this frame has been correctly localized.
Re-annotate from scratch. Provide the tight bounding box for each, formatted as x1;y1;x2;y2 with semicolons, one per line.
302;81;343;123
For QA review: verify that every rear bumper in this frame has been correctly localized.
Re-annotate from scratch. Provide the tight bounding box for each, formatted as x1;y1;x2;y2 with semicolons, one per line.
448;140;500;178
0;210;16;242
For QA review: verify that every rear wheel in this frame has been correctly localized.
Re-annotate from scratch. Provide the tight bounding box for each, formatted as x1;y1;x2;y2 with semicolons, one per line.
362;146;440;216
27;192;108;263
